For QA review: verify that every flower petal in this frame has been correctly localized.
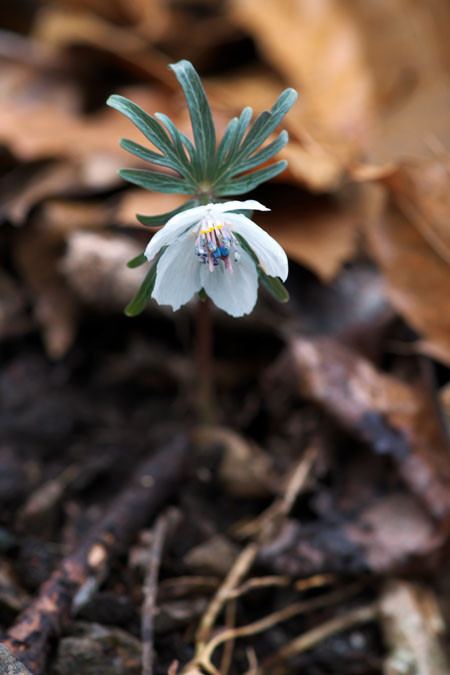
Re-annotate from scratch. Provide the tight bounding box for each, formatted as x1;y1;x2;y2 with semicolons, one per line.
212;200;270;214
225;213;288;281
200;250;258;317
152;232;202;310
145;204;208;261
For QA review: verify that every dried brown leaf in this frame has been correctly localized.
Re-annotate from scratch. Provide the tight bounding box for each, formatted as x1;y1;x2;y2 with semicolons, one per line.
282;336;450;524
14;223;80;359
259;193;359;282
60;231;147;310
365;158;450;364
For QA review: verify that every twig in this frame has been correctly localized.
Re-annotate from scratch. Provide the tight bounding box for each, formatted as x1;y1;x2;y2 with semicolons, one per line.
195;542;259;648
260;603;378;673
142;512;171;675
228;576;290;599
195;583;365;674
219;599;237;675
244;647;258;675
2;437;189;675
234;443;318;540
183;443;319;672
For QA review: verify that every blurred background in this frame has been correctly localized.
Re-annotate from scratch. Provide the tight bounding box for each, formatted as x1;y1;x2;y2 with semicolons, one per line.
2;1;450;674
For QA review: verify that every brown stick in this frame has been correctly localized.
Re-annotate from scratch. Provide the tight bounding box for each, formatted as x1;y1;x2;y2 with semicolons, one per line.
141;512;170;675
3;436;189;675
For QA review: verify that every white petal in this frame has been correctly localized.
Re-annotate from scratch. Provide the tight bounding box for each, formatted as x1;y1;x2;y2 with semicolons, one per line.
212;200;270;214
152;232;202;311
225;213;288;281
200;250;258;317
145;204;209;261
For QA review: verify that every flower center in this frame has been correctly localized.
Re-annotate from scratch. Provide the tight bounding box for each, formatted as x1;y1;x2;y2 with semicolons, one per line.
194;211;240;273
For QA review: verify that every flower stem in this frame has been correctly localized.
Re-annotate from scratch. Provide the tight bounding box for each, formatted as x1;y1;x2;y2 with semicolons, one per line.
196;295;215;423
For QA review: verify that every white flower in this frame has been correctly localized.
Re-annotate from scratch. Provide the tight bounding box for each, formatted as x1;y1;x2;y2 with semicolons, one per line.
145;200;288;317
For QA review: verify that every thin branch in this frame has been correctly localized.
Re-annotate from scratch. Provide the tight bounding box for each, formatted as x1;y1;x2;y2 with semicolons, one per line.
260;603;378;673
197;583;365;673
142;512;171;675
3;437;189;675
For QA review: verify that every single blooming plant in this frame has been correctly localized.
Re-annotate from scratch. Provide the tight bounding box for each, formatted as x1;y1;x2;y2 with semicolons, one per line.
107;60;297;318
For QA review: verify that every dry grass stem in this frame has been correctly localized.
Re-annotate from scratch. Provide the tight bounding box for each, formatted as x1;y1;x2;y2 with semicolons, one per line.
194;583;365;674
228;576;291;599
142;513;170;675
260;603;378;673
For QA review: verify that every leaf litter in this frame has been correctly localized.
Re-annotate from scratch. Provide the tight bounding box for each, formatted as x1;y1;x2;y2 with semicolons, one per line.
1;1;450;674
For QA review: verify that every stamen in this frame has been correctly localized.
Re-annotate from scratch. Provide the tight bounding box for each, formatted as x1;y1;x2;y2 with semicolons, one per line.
194;211;240;273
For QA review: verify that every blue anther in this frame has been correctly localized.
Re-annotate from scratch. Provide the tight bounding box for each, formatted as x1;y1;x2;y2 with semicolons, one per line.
220;247;229;257
213;249;221;259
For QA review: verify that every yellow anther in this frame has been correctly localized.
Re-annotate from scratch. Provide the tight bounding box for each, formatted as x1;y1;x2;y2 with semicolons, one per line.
200;224;222;235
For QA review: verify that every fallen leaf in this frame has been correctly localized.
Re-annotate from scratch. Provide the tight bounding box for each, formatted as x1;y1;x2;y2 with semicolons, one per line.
192;426;273;497
60;231;147;311
365;158;450;364
259;190;359;282
14;222;80;359
273;336;450;524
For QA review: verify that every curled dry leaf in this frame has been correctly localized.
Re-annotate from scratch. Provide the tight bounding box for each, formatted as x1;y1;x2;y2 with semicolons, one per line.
276;336;450;525
60;231;147;310
183;534;239;577
192;426;273;498
14;223;80;359
365;157;450;364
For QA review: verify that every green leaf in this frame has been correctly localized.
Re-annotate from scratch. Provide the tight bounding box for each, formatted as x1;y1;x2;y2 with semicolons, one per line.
259;273;289;302
155;112;197;180
127;252;147;268
214;117;239;169
169;60;216;176
119;168;194;194
119;138;180;171
239;89;297;157
107;95;176;158
214;161;287;195
178;131;196;161
124;248;165;316
232;131;288;174
136;198;198;226
224;107;253;163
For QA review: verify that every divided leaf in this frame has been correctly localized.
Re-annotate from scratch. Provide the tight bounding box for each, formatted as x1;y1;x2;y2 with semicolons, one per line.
109;61;297;223
169;60;216;177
